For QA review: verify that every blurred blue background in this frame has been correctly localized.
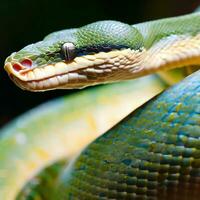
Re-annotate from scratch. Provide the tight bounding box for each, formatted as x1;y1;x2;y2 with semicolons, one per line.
0;0;199;126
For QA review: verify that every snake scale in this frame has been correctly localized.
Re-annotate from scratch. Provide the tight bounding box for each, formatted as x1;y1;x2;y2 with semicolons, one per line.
58;70;200;200
1;8;200;200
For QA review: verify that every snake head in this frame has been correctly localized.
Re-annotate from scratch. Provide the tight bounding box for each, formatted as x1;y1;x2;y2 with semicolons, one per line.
4;20;144;91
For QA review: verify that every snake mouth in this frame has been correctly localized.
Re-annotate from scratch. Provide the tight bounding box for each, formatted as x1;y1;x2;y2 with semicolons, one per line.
4;49;144;91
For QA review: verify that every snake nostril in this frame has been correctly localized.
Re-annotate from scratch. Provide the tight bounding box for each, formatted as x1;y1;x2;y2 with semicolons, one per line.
20;59;32;68
12;59;33;72
13;63;23;71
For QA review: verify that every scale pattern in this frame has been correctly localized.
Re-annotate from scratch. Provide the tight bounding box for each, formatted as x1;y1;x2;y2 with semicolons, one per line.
58;70;200;200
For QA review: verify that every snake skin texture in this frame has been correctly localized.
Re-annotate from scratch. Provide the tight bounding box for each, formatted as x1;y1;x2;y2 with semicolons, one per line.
57;70;200;200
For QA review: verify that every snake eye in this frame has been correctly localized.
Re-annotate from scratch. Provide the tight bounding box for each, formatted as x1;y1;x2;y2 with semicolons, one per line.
61;43;76;61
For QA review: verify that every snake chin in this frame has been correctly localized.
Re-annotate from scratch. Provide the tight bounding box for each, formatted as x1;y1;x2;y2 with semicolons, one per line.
9;73;119;92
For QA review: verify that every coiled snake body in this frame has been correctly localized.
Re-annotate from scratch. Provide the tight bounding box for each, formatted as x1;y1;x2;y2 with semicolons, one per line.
1;9;200;200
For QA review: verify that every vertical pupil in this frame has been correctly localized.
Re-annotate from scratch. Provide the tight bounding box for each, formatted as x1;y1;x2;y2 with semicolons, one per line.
62;43;75;61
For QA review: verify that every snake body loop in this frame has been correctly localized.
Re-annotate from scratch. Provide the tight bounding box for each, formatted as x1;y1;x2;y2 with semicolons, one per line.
58;70;200;200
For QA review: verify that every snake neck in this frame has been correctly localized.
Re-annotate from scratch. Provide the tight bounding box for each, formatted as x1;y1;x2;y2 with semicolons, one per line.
127;13;200;78
127;37;200;79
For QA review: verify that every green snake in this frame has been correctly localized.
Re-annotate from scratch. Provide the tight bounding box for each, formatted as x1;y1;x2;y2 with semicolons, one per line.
1;9;200;200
